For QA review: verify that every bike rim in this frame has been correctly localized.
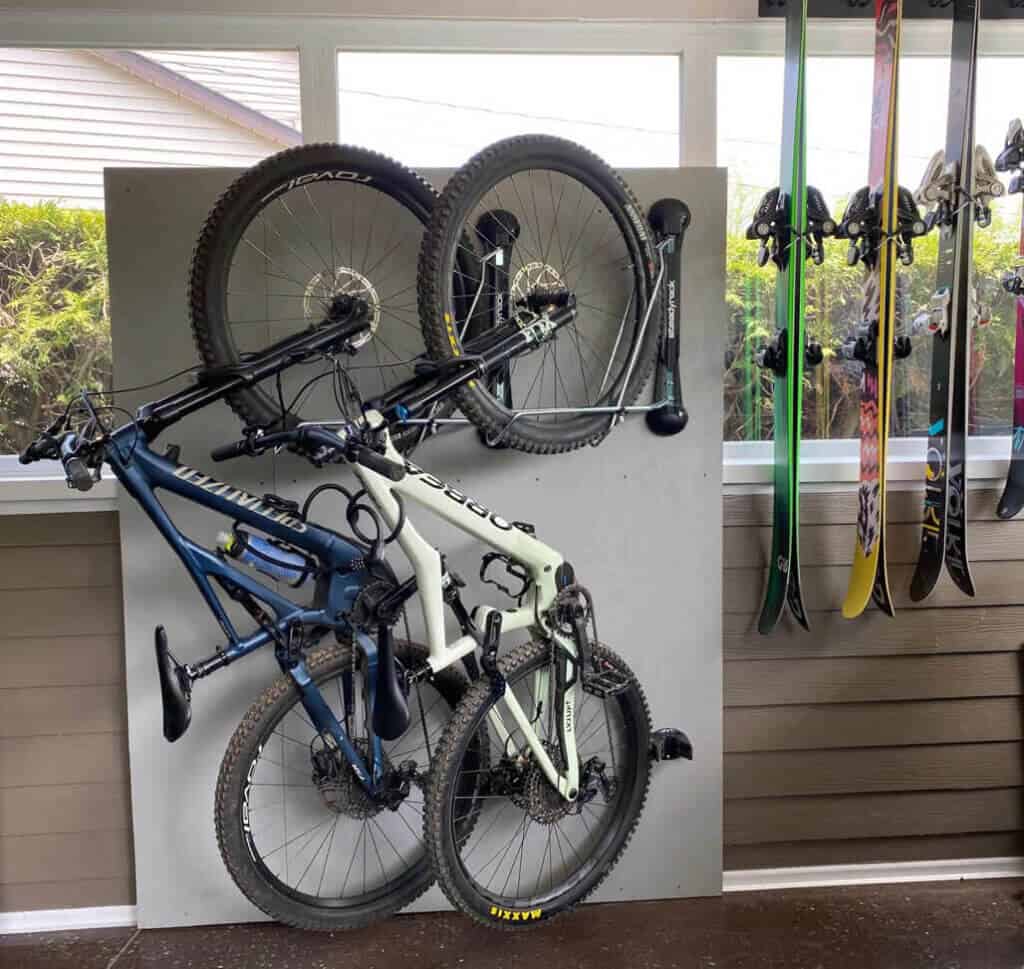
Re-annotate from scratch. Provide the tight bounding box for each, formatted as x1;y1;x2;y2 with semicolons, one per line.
444;164;650;434
445;649;640;911
241;660;451;911
222;177;430;421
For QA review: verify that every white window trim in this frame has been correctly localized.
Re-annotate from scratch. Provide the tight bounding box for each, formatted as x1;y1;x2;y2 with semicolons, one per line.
1;12;1024;508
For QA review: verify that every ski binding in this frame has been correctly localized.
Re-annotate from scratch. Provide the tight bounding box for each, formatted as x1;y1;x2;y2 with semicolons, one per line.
746;184;836;269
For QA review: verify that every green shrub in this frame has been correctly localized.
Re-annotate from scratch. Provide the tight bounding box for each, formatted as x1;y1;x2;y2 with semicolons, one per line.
0;199;111;453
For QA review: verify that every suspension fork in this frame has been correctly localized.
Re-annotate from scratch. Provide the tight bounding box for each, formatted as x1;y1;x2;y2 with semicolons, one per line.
283;630;386;792
485;632;581;800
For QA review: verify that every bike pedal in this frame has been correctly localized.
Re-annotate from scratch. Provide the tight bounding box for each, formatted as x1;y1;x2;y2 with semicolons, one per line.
581;660;632;698
648;727;693;763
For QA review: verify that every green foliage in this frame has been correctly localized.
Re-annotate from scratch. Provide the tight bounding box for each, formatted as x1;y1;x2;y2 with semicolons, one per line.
725;205;1021;443
0;199;111;452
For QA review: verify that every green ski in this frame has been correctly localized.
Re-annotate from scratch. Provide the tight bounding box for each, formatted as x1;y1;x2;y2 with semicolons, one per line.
747;0;833;634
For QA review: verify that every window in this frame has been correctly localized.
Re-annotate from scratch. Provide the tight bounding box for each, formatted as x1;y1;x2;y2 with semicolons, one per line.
336;52;679;168
0;48;300;456
718;53;1022;445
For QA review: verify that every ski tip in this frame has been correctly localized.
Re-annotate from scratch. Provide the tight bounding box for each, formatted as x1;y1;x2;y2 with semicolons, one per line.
909;566;939;604
996;498;1022;520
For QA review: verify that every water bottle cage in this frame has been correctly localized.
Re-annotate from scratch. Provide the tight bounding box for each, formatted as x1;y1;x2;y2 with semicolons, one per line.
480;552;531;603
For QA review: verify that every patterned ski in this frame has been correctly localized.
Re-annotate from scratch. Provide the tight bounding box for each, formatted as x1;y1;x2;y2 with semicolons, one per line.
996;118;1024;520
910;0;980;603
839;0;904;620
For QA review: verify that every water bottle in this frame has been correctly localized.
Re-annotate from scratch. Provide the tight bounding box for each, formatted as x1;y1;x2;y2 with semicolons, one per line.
217;530;310;586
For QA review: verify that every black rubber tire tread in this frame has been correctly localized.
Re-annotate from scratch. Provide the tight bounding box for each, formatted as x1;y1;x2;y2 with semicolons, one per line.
424;639;651;930
215;639;467;931
188;143;453;445
417;134;664;454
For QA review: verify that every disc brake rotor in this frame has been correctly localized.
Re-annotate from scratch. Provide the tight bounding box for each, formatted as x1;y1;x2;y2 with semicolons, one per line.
303;266;381;349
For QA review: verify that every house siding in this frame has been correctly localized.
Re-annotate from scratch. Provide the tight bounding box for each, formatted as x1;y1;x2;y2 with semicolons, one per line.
0;512;133;913
0;47;282;208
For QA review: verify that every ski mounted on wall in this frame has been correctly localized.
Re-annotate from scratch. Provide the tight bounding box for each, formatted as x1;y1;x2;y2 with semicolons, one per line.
996;118;1024;520
837;0;926;619
747;0;834;634
909;0;991;604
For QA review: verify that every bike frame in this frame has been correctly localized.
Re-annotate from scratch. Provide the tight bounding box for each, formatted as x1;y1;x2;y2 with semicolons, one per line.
105;414;582;799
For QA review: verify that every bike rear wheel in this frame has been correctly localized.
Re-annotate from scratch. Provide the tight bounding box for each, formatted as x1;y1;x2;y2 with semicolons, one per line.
189;143;471;450
417;135;662;453
215;640;466;931
424;639;651;929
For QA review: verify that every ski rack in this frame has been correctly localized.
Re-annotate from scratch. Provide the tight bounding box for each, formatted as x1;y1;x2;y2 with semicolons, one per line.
759;0;1024;18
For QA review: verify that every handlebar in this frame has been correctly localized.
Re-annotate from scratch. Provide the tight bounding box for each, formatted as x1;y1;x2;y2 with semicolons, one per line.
19;430;96;491
61;434;95;492
210;424;406;482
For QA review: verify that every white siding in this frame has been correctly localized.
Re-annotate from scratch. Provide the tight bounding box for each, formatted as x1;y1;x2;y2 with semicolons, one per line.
140;50;301;133
0;48;282;208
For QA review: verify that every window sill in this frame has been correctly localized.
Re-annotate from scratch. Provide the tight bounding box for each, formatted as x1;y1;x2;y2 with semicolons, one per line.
724;436;1012;489
0;459;118;515
0;436;1013;513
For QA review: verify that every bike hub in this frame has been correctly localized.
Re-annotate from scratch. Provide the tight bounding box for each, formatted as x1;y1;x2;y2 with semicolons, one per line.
304;266;380;349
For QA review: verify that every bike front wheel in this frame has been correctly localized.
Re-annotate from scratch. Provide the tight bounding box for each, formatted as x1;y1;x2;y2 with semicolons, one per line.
215;639;467;931
417;135;663;454
424;639;651;929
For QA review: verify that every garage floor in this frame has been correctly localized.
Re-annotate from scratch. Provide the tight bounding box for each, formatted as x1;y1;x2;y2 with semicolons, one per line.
4;879;1023;969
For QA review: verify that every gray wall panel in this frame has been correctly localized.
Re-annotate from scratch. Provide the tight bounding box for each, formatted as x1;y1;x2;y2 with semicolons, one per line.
107;164;725;927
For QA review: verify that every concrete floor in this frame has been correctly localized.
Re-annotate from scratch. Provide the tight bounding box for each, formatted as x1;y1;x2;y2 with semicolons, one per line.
3;879;1023;969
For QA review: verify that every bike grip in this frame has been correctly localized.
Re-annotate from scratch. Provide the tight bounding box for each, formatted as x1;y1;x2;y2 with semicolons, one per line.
63;456;94;492
352;445;406;482
648;198;692;241
210;439;250;462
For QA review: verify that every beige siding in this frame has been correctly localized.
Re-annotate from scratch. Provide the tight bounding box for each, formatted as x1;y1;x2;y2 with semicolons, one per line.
0;48;280;208
0;512;132;913
723;487;1024;870
141;50;301;133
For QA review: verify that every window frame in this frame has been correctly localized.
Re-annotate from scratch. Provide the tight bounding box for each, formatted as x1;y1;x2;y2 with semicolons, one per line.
2;12;1024;507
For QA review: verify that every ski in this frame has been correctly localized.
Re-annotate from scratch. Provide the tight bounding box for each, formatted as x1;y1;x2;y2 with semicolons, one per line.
909;0;981;603
837;0;924;619
996;117;1024;520
746;0;832;634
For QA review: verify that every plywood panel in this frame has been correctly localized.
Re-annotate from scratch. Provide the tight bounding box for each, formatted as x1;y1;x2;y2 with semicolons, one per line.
725;743;1023;798
0;783;131;837
724;607;1024;659
0;686;127;737
723;488;1003;527
724;832;1024;870
0;735;128;788
726;698;1024;751
0;636;123;689
0;829;133;885
0;586;122;638
0;877;133;912
724;562;1024;614
0;512;117;547
724;521;1024;569
725;653;1023;706
0;545;120;590
725;788;1024;844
